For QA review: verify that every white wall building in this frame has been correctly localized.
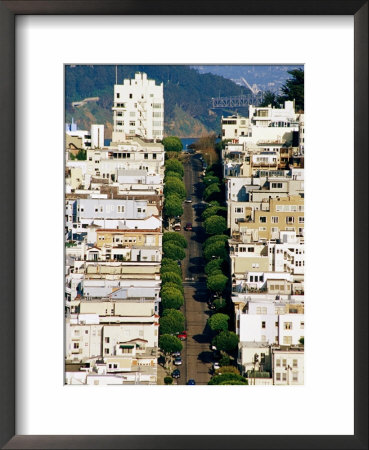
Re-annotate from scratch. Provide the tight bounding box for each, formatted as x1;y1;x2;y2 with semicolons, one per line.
112;72;164;142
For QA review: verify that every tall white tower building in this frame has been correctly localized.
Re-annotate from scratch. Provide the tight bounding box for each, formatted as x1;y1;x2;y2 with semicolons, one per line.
112;72;164;143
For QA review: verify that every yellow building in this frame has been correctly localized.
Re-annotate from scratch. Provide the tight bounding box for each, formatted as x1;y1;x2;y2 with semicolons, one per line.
96;228;162;249
239;195;304;241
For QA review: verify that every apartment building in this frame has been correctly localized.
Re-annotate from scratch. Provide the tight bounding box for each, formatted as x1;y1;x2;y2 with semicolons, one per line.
112;72;164;142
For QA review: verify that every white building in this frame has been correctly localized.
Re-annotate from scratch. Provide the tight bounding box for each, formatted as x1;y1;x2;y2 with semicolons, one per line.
112;72;164;142
91;124;105;148
272;347;304;385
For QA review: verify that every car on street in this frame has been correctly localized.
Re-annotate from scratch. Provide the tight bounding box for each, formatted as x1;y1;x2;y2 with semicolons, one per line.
185;197;192;203
177;331;187;340
209;303;216;310
173;223;181;231
174;357;182;366
184;223;193;231
172;369;180;379
172;351;181;357
212;362;220;371
187;379;196;385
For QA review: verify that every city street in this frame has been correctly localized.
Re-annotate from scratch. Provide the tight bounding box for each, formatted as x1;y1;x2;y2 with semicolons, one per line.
176;154;213;385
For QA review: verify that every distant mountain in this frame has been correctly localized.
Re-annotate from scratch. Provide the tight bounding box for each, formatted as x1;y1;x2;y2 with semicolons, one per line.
65;65;252;138
192;65;304;94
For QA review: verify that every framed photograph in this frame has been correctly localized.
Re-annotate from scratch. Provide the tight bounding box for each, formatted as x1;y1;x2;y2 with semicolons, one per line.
1;1;367;449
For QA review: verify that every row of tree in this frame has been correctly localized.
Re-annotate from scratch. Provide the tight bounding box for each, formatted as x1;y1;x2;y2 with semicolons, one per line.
163;159;185;219
158;231;188;371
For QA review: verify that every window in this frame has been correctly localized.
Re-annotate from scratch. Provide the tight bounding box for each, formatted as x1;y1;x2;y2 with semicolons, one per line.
129;93;132;98
259;227;267;231
116;93;120;98
144;154;148;159
282;359;287;367
283;336;292;345
282;373;287;381
286;216;294;224
129;121;135;126
298;216;304;223
153;153;157;159
284;322;292;330
235;207;243;213
293;359;298;368
292;372;298;382
275;321;279;327
271;182;283;189
271;216;279;223
104;348;110;354
247;247;254;253
300;321;304;329
85;330;88;334
259;216;267;223
276;359;281;367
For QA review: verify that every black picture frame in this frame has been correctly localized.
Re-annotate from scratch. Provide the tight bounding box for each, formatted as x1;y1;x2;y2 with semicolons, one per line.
0;1;367;449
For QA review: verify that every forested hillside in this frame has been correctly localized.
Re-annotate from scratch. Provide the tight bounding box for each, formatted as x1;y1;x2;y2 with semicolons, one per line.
65;65;251;138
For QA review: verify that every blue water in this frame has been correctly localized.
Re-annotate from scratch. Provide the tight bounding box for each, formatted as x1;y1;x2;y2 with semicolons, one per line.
181;138;198;149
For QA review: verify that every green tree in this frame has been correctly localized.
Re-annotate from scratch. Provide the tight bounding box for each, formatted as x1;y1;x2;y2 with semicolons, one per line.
162;242;186;261
164;376;173;385
161;281;184;294
69;152;76;160
159;334;183;368
202;205;227;221
161;271;183;286
203;183;221;202
165;159;184;177
204;216;227;235
163;136;183;152
203;234;229;250
164;177;186;199
164;170;182;180
161;287;184;310
76;149;87;160
205;259;223;276
203;175;220;187
278;68;304;111
260;90;279;108
161;260;182;277
213;297;226;311
207;313;230;332
207;273;228;294
208;373;248;385
203;241;228;261
212;331;239;353
163;232;187;248
160;309;185;335
164;195;183;218
219;354;231;367
299;337;304;346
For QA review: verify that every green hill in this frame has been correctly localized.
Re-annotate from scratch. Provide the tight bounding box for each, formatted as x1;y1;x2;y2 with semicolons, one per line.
65;65;251;138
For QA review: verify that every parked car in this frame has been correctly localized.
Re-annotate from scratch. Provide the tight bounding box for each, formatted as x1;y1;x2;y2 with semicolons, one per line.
177;331;187;340
212;362;220;371
172;351;181;357
173;223;181;231
184;223;193;231
185;197;192;203
172;369;180;379
187;379;196;385
174;357;182;366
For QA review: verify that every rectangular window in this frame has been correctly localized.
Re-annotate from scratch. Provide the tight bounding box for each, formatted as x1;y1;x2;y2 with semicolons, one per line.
247;247;254;253
292;372;298;382
129;121;135;126
300;321;304;329
283;336;292;345
276;359;281;367
286;216;294;224
293;359;298;368
282;359;287;367
276;373;281;381
235;207;243;213
116;93;120;98
259;216;267;223
284;322;292;330
261;321;266;329
144;154;148;159
271;216;279;223
298;216;304;223
282;373;287;381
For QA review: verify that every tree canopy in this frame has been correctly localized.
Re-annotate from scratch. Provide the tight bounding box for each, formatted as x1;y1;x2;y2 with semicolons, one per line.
164;177;186;199
207;313;230;332
161;271;183;286
161;287;184;310
161;281;184;294
203;241;228;261
164;194;183;218
203;183;221;202
208;372;248;385
165;159;184;177
159;309;185;335
202;205;227;221
205;259;223;276
161;260;182;277
159;334;183;354
163;232;187;248
204;216;227;235
279;69;304;111
212;331;239;353
162;242;186;261
163;136;183;152
207;273;228;294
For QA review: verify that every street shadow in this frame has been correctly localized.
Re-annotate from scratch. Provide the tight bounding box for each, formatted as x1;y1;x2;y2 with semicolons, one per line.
192;334;210;344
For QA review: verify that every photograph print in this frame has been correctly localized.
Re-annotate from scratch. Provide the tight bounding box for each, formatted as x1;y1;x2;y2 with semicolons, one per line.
65;64;305;386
